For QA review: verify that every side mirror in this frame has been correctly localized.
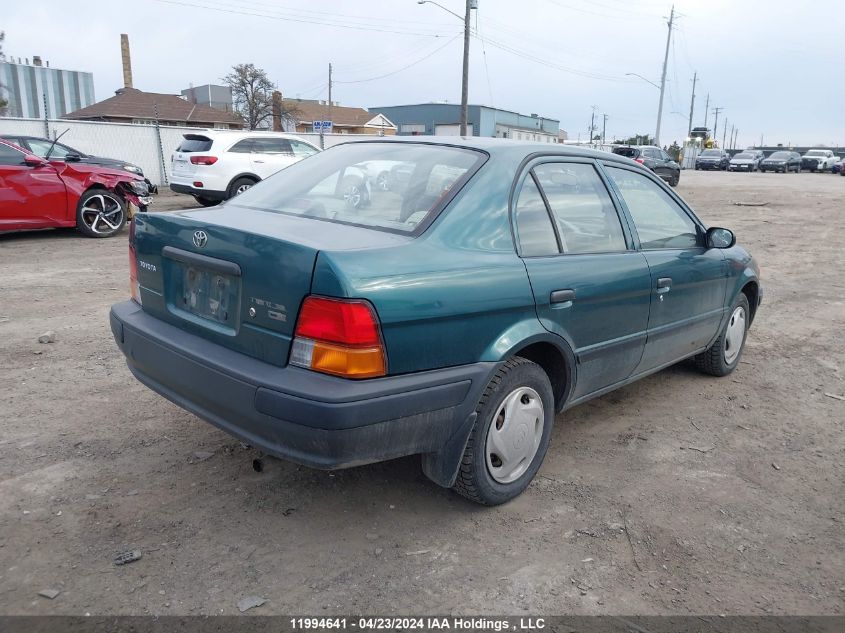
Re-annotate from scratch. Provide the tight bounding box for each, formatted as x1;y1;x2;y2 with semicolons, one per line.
65;152;82;162
23;154;48;167
707;227;735;249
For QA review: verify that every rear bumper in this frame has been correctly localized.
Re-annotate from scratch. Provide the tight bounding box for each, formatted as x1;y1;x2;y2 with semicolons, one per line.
169;183;228;201
110;301;495;477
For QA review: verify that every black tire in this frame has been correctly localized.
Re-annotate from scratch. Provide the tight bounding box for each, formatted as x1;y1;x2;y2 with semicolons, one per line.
452;357;555;505
341;176;368;209
194;196;219;207
694;293;750;377
228;177;256;199
75;188;126;238
669;173;679;187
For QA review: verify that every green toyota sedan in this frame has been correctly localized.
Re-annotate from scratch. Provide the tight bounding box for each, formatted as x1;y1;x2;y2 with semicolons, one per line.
110;138;762;505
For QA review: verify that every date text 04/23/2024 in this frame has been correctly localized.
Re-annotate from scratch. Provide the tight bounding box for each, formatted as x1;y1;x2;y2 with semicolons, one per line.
289;618;546;631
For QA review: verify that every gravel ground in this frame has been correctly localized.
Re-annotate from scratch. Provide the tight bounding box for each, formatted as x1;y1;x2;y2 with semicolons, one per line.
0;171;843;616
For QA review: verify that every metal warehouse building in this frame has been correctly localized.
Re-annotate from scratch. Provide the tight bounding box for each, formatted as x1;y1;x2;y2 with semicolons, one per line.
0;56;95;119
369;103;560;142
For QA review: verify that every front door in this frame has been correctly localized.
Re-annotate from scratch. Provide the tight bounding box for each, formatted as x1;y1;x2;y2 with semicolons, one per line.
603;164;727;372
0;143;67;231
514;160;652;400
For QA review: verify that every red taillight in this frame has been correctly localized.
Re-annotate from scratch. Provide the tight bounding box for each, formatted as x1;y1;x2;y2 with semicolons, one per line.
128;222;141;304
190;155;218;165
634;157;645;164
290;296;386;378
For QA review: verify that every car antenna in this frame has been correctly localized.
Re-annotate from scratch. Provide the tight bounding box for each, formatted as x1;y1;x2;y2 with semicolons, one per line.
45;128;70;160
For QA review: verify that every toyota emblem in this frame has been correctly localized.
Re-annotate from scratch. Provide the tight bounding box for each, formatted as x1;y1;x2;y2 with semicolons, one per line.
193;230;208;248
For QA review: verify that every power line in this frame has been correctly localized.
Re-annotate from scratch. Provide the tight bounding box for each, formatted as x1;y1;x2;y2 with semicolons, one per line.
333;35;462;84
149;0;452;37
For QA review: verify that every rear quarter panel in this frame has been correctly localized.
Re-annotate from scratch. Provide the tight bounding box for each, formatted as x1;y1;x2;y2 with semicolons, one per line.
311;153;549;375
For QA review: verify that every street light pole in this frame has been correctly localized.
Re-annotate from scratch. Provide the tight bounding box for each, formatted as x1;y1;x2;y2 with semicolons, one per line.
419;0;476;136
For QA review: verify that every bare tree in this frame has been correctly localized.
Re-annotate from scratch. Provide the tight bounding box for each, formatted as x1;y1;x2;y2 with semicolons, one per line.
222;63;275;130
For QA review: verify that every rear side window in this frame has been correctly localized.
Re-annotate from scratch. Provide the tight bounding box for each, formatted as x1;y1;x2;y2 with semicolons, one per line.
177;135;213;152
605;166;698;249
252;138;294;155
0;143;24;165
231;142;484;234
291;140;319;158
229;139;255;153
533;163;627;254
515;175;558;257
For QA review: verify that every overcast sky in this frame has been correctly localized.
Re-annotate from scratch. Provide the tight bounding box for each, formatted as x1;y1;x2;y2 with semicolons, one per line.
4;0;842;147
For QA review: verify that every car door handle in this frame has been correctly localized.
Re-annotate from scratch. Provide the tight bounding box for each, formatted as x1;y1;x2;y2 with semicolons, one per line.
253;159;265;163
656;277;672;294
550;289;575;307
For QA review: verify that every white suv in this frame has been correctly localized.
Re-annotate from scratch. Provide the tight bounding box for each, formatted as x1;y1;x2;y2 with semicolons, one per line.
169;131;320;206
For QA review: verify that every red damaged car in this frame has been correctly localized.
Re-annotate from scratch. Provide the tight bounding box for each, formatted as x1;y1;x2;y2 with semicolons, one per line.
0;138;153;238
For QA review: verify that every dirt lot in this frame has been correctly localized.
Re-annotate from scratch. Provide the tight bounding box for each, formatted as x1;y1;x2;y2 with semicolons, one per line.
0;171;843;616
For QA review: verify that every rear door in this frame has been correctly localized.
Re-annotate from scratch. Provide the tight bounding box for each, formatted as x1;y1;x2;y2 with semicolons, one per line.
603;164;727;371
250;137;296;178
0;143;67;230
515;159;652;400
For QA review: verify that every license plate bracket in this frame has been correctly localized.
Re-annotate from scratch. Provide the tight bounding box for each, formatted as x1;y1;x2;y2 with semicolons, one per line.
180;265;238;326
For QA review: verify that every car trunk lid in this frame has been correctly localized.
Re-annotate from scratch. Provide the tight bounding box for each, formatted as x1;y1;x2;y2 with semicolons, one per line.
132;205;409;367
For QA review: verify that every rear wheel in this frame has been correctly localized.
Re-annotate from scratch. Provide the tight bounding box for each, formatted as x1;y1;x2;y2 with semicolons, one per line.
76;189;126;238
669;173;680;187
228;177;256;198
194;196;219;207
452;357;554;505
694;294;749;377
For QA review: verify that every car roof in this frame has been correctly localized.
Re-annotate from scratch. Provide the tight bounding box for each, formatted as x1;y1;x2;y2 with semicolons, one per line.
331;136;638;165
186;130;307;140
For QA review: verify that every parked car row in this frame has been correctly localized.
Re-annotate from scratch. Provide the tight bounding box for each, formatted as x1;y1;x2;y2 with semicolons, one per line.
696;147;842;174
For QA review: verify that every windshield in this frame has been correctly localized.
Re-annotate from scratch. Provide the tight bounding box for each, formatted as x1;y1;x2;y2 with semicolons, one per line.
26;138;83;159
700;150;722;156
769;152;791;159
805;150;826;157
733;153;753;159
230;142;485;234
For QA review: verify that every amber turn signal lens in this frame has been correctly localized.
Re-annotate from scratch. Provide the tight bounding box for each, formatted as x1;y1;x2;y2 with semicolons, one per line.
309;341;386;379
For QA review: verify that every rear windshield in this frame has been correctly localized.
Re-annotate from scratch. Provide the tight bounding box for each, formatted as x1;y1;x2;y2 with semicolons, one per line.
177;135;213;152
612;147;639;158
230;142;485;234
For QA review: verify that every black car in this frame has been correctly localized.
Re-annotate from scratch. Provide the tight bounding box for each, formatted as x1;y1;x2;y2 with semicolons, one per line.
760;151;801;173
612;145;680;186
695;148;730;170
1;135;157;193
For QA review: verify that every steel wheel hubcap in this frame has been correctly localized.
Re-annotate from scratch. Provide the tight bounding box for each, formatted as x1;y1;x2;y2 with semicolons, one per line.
724;305;747;364
81;193;123;234
485;386;544;484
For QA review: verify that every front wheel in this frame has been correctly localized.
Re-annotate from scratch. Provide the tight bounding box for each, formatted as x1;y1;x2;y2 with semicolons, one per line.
452;358;555;505
694;294;750;377
669;173;679;187
76;189;126;237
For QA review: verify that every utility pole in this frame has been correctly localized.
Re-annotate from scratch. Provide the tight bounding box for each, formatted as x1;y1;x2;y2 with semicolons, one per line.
733;127;739;149
321;62;332;149
602;113;608;145
589;106;597;144
687;71;697;137
460;0;472;136
729;124;734;150
703;93;710;128
722;118;728;149
712;106;723;145
654;4;675;147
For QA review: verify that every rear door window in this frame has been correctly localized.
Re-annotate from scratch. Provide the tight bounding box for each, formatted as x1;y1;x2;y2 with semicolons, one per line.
229;139;255;153
252;138;294;156
606;166;698;249
532;163;628;254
